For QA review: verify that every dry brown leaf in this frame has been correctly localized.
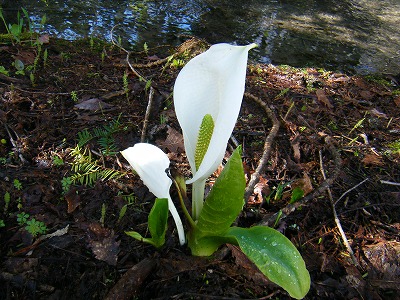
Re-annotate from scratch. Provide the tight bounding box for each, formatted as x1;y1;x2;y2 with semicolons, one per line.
394;96;400;107
292;141;301;162
291;173;313;196
74;98;113;110
369;108;387;119
65;187;82;213
360;90;375;100
87;224;120;266
158;126;184;153
362;153;384;166
316;89;333;108
250;176;270;204
38;34;50;44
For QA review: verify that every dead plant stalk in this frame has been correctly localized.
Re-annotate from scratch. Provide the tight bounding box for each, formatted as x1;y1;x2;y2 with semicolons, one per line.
318;150;359;267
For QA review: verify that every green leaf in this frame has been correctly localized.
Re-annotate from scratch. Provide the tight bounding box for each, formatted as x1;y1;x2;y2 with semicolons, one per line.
290;187;304;204
126;198;168;248
225;226;310;299
188;147;245;256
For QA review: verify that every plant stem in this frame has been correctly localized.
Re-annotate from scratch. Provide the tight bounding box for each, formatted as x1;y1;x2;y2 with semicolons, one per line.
192;178;206;221
167;196;186;245
170;176;195;228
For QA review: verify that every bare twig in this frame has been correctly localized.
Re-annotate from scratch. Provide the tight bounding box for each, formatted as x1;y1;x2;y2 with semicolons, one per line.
110;25;146;81
319;149;359;267
3;123;28;164
141;86;155;142
243;92;280;202
380;180;400;186
334;177;369;205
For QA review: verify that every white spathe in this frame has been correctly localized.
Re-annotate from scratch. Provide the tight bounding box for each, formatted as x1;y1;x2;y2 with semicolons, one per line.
121;143;185;245
174;43;257;184
121;143;171;199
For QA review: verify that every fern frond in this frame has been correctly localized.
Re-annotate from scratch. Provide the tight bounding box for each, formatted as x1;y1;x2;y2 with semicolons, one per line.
77;129;93;147
69;145;124;186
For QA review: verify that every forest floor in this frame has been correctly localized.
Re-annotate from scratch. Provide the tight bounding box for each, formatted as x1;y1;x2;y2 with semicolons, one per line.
0;36;399;300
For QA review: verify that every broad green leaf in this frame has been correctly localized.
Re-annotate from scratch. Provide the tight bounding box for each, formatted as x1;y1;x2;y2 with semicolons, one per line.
188;147;245;255
125;198;168;248
225;226;310;299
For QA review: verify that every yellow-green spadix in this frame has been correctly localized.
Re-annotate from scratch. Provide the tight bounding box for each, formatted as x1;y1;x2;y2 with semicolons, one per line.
174;43;257;184
121;143;185;245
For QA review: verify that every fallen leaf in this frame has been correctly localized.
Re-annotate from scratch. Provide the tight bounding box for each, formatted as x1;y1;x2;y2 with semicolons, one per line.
65;187;82;213
74;98;113;111
38;34;50;44
316;89;333;108
362;153;383;166
393;96;400;107
250;177;270;205
369;108;387;119
87;224;120;266
158;126;184;153
291;173;313;196
360;90;375;100
292;140;301;162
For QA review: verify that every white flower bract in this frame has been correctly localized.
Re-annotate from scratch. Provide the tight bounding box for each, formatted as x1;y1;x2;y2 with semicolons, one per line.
174;43;257;184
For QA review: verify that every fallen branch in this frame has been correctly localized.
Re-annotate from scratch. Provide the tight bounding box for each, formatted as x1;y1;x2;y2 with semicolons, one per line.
104;257;157;300
243;92;280;202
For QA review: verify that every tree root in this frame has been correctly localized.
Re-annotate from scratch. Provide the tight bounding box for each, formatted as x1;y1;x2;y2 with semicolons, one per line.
243;92;280;202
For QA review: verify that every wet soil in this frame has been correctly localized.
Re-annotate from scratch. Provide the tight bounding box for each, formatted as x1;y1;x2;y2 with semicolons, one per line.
0;36;399;300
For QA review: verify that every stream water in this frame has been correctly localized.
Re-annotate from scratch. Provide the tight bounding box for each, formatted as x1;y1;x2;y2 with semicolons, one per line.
1;0;399;74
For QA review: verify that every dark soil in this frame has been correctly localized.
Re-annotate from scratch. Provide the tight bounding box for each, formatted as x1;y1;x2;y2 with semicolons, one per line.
0;36;399;300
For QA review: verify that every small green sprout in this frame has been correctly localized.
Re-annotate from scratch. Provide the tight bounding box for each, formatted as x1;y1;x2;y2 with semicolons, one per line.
52;155;64;166
71;91;78;102
117;204;128;224
17;212;30;225
3;191;10;213
30;72;35;86
0;66;9;76
0;219;5;228
123;71;129;97
25;218;47;237
100;203;106;226
61;176;72;194
13;179;23;191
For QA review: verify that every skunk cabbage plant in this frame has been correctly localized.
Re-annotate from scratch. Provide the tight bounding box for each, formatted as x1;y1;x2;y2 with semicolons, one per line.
122;43;310;299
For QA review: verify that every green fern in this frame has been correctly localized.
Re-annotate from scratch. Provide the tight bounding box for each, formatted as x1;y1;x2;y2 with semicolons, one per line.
69;146;124;186
77;129;93;147
76;117;122;155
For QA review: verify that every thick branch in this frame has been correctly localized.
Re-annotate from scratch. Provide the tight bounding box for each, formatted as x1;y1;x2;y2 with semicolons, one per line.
243;92;280;202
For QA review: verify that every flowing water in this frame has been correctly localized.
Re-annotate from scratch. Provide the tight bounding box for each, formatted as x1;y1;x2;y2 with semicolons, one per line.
1;0;399;74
